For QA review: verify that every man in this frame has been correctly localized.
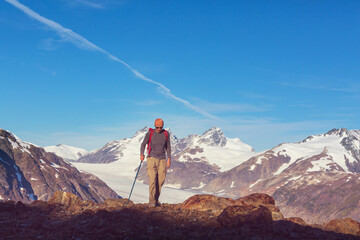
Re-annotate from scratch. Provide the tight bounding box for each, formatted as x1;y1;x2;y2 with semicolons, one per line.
140;118;171;207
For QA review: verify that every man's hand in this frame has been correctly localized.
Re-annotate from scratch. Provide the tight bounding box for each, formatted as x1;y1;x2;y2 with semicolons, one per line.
140;154;145;162
166;158;171;169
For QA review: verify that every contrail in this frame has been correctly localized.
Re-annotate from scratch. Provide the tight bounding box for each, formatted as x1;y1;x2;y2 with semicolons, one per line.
5;0;218;120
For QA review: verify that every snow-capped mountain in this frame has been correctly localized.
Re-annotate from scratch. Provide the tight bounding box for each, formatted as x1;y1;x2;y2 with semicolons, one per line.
76;127;179;164
76;126;256;189
173;127;256;171
77;126;256;169
0;129;118;203
44;144;89;161
203;128;360;223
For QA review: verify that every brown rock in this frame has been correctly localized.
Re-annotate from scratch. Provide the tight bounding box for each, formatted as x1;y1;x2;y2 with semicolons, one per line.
48;191;92;214
182;193;284;221
102;198;128;210
182;194;235;214
49;191;84;207
235;193;284;221
285;217;307;226
217;204;273;228
235;193;275;206
324;218;360;236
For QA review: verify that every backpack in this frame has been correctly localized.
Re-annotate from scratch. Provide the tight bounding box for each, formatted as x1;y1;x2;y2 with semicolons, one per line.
147;128;168;155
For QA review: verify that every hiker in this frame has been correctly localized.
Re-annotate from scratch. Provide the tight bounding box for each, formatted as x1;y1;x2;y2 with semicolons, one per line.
140;118;171;207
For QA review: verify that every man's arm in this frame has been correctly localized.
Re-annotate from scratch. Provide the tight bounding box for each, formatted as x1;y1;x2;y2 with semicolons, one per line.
140;131;150;162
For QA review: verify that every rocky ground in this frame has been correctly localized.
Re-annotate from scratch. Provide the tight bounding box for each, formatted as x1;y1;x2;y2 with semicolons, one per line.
0;191;359;240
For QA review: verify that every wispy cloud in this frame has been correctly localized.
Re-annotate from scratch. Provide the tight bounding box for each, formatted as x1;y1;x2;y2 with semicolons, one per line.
5;0;218;120
74;0;105;9
38;38;60;51
281;80;360;93
193;99;272;114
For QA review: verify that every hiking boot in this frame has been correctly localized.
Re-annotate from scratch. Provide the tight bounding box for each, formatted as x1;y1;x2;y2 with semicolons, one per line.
148;202;156;208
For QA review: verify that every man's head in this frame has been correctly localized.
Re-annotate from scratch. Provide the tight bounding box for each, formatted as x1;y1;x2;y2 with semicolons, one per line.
154;118;164;133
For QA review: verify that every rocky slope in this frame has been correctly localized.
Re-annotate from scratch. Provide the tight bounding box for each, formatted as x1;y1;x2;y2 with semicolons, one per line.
0;129;118;203
203;128;360;223
1;191;359;239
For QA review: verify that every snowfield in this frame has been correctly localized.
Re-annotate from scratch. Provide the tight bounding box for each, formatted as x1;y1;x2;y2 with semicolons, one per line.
73;162;200;203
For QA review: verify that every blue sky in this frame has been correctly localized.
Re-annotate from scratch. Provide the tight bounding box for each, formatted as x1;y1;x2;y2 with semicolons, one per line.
1;0;359;151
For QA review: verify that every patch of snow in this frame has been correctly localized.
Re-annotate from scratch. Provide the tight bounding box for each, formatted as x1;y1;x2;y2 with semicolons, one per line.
288;175;302;182
283;175;302;185
346;176;352;182
44;144;89;160
164;183;182;189
28;193;35;201
214;189;226;197
307;157;335;172
55;173;59;179
8;137;32;155
249;164;256;171
0;195;3;200
50;162;68;171
192;182;205;190
230;181;235;188
38;193;49;200
256;157;266;164
13;165;23;186
40;159;46;164
249;179;262;188
9;139;19;149
0;157;9;165
30;178;38;181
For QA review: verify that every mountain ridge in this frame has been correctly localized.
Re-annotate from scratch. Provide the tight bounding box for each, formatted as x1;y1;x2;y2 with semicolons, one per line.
0;129;119;203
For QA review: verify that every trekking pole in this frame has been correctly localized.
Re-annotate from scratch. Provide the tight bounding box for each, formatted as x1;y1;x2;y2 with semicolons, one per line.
126;160;143;207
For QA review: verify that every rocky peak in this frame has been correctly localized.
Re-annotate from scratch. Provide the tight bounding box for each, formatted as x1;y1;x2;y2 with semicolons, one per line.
341;130;360;167
325;128;349;137
199;126;227;147
132;126;149;139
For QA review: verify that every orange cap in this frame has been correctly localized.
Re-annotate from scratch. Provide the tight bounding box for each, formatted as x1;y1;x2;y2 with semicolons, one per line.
154;118;164;127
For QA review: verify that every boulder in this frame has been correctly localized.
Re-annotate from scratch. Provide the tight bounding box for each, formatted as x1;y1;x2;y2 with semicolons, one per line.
48;191;93;214
324;218;360;236
235;193;284;221
182;193;284;220
284;217;307;226
217;204;273;228
182;194;235;215
102;198;129;210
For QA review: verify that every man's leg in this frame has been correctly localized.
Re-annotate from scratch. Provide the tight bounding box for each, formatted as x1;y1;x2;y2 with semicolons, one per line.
147;157;157;206
155;159;167;205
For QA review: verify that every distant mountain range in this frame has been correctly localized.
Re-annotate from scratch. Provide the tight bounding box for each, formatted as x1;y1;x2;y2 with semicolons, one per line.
0;129;118;203
202;128;360;223
61;126;360;223
2;126;360;224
